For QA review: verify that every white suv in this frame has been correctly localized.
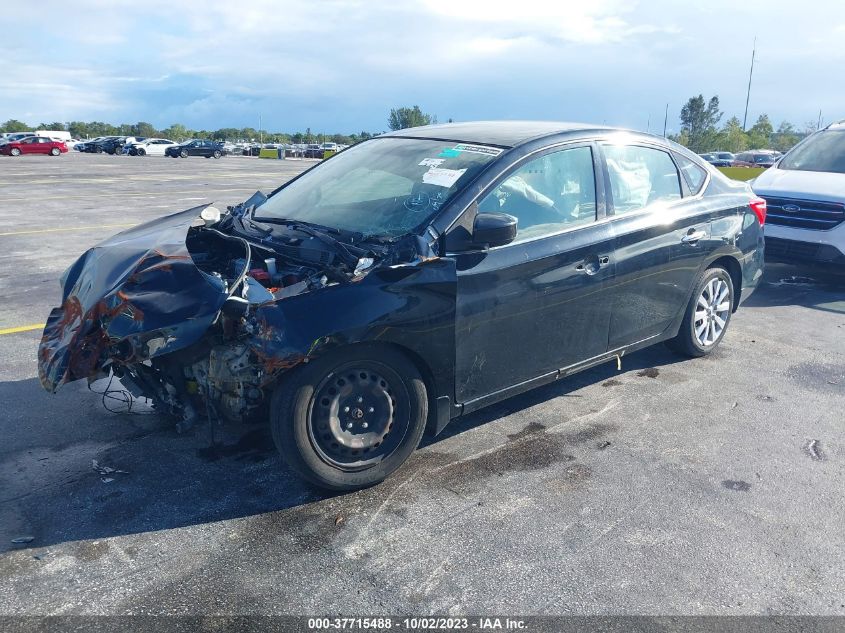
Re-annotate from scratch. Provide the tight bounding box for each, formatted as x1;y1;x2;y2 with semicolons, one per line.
752;121;845;266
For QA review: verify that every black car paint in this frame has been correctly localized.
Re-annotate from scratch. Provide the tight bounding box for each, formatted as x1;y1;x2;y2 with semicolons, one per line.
39;124;763;438
165;140;227;158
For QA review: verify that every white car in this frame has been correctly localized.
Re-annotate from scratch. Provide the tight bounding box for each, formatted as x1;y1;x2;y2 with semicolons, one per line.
124;138;178;156
751;120;845;266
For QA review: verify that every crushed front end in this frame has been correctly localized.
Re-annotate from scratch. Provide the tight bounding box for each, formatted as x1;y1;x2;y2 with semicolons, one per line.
38;198;438;432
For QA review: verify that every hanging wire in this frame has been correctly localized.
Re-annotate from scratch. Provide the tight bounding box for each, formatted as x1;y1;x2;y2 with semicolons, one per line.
88;372;155;415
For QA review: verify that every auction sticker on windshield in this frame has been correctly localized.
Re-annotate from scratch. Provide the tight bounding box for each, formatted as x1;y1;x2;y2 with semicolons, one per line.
422;167;467;188
452;143;504;156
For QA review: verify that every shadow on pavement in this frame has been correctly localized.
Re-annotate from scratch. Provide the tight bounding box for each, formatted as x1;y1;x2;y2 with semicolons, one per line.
1;341;687;552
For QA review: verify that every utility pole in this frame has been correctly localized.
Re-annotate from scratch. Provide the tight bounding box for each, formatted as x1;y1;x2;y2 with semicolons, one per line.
663;103;669;137
646;114;650;134
259;114;263;145
817;109;823;130
742;36;756;131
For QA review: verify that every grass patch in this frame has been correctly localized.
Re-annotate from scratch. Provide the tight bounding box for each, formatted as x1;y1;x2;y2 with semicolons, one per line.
717;166;766;181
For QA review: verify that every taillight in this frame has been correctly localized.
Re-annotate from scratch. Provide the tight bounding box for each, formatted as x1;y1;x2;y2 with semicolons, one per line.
749;197;767;226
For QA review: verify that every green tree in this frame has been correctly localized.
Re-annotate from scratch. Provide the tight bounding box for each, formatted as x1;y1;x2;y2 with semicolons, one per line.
679;95;722;153
37;121;66;131
715;116;749;153
388;105;434;131
161;123;189;141
1;119;32;133
67;121;88;138
132;122;157;138
771;121;799;152
748;114;774;149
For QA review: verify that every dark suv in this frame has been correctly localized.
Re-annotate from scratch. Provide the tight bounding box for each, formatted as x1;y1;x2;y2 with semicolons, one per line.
165;140;227;158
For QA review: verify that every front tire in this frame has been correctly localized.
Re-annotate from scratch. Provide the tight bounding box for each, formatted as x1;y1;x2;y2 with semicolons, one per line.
180;150;188;158
10;148;21;156
213;150;222;159
667;266;734;357
135;148;144;156
270;346;428;491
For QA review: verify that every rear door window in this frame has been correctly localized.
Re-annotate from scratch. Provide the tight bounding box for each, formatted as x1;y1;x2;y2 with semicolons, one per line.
602;145;682;215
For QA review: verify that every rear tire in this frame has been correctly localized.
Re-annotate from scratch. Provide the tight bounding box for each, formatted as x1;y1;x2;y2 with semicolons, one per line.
667;266;734;358
50;148;60;156
270;345;428;491
213;150;222;159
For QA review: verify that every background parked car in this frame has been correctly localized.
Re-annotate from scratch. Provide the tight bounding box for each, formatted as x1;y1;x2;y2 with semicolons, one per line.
751;119;845;266
733;151;779;168
0;136;68;156
123;138;178;156
0;132;37;145
79;136;120;153
165;139;227;158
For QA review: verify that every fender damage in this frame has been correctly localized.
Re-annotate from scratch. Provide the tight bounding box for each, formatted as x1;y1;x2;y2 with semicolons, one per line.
38;202;456;432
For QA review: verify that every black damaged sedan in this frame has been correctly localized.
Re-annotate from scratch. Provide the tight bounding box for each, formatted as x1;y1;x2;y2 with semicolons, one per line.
39;122;765;490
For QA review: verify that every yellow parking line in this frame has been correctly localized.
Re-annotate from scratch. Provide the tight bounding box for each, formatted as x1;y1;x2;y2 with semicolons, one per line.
0;223;137;237
0;324;43;335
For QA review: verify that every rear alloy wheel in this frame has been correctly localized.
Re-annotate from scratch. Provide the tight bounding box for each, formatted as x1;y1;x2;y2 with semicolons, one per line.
667;266;734;357
212;150;222;159
180;150;188;158
10;148;21;156
50;147;60;156
270;346;428;491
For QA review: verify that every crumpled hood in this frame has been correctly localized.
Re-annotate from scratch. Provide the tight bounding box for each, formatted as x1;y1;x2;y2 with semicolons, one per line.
38;205;228;393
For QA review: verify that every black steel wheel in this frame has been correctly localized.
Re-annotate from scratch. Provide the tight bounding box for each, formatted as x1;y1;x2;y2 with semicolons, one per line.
270;345;428;491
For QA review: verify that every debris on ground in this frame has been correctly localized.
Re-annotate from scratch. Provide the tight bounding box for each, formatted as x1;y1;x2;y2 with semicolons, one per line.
335;514;346;526
597;441;611;450
804;439;827;462
11;536;35;544
92;459;129;483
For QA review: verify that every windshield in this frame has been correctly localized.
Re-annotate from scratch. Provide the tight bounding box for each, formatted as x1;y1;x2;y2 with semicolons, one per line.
254;137;502;237
780;130;845;174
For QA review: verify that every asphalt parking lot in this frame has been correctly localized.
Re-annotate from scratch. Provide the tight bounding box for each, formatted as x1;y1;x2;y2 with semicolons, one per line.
0;152;843;615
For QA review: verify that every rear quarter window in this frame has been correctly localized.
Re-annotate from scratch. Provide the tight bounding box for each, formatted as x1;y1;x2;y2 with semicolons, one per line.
674;154;708;195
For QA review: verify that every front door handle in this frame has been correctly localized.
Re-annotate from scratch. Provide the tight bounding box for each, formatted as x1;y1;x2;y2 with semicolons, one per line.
681;229;707;244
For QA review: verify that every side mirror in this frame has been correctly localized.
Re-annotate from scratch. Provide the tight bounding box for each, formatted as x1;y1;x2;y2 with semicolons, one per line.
473;212;518;248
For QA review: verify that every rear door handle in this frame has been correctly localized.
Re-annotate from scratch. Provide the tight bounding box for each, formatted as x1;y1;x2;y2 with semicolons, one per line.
681;229;707;244
575;254;611;275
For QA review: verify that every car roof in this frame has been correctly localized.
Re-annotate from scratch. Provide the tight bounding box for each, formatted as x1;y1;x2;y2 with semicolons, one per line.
382;120;615;148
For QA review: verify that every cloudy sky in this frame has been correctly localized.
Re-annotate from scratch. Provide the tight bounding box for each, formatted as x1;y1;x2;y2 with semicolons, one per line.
3;0;843;134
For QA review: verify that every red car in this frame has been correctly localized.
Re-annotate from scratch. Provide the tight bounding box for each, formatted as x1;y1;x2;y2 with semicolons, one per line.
0;136;68;157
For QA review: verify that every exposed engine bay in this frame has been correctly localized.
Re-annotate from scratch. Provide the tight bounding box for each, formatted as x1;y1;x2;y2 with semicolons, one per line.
38;194;439;432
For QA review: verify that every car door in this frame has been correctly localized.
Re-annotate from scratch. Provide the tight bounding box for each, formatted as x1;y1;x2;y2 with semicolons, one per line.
21;138;40;154
601;143;720;349
452;143;616;404
157;140;173;155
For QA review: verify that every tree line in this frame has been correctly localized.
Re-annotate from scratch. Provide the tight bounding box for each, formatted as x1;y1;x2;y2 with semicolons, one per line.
671;94;818;154
0;105;447;144
1;98;818;154
0;119;378;145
